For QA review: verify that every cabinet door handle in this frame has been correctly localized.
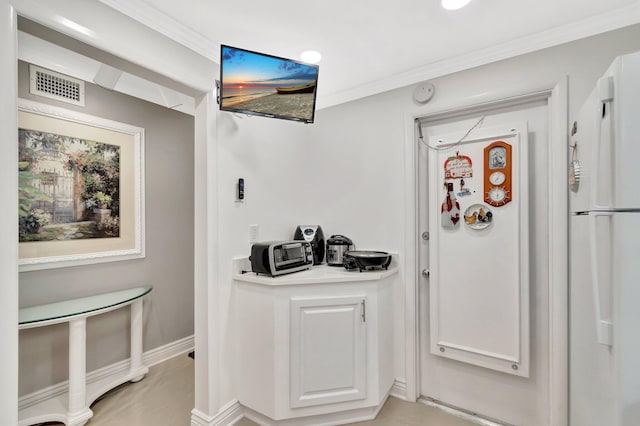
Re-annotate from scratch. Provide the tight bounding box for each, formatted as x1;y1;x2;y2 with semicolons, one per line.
361;300;366;323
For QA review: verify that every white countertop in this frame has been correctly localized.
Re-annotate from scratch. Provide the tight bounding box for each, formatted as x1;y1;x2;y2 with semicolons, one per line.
233;257;398;286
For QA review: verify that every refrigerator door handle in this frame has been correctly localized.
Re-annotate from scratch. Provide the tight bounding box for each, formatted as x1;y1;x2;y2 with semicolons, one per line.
592;76;614;210
589;212;613;346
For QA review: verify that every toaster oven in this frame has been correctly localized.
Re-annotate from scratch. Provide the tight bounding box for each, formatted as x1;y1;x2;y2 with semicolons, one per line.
250;241;313;276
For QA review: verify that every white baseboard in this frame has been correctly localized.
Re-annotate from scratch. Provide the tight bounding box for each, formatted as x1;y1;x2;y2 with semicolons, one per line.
390;378;407;400
198;390;392;426
143;334;194;367
240;403;383;426
195;399;244;426
193;401;381;426
191;399;244;426
19;334;194;411
191;409;214;426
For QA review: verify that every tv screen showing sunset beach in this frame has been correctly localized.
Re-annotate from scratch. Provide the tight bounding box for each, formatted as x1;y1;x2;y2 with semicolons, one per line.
220;45;319;123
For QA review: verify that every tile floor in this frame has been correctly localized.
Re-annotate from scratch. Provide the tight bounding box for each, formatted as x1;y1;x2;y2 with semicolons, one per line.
37;353;477;425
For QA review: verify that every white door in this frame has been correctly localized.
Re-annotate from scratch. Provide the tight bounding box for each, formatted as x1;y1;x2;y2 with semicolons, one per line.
418;99;550;425
289;295;367;408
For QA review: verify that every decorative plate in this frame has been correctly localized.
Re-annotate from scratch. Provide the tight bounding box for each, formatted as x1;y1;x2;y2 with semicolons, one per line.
463;204;493;230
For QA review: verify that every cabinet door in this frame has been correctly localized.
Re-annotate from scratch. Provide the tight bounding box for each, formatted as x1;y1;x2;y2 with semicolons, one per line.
290;295;367;408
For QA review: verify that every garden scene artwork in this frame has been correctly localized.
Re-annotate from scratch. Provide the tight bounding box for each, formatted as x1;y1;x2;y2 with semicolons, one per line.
19;128;120;243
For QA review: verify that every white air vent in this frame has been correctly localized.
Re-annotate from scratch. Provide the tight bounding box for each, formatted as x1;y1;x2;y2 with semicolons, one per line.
29;65;85;106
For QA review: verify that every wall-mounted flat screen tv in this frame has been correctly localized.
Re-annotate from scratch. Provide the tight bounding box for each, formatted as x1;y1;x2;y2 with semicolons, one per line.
219;45;319;124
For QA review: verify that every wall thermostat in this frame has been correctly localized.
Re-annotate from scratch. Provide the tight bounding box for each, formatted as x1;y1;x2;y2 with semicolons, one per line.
413;82;435;104
237;178;244;201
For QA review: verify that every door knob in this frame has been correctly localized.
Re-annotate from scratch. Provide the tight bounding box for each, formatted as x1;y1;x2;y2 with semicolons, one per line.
422;269;430;278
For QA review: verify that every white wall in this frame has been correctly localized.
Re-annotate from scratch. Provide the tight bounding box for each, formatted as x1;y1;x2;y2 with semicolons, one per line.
308;24;640;393
214;24;640;410
216;114;313;401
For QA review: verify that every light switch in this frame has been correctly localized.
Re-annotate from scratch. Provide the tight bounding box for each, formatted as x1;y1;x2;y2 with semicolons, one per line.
249;224;259;243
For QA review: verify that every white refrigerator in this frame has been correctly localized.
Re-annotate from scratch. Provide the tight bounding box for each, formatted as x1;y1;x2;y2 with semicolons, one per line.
569;50;640;426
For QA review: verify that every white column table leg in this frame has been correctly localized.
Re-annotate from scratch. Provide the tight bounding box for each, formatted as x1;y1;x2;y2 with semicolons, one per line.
67;318;92;426
130;299;148;382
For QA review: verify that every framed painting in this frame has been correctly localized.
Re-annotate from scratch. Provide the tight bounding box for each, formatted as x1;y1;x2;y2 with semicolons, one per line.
18;99;145;271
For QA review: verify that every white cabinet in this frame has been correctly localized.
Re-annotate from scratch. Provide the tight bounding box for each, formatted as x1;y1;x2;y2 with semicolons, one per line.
234;261;397;423
290;295;367;408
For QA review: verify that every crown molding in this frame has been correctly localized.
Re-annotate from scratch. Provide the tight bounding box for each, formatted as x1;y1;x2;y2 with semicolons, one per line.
317;1;640;109
99;0;217;62
100;0;640;110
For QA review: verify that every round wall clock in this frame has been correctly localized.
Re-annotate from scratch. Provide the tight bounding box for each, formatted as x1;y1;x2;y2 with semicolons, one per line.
488;187;508;205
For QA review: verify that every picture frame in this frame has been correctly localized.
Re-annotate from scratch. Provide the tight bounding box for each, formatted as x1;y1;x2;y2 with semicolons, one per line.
18;98;145;271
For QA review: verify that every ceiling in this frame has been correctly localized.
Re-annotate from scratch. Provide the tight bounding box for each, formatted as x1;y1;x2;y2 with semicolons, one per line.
101;0;640;109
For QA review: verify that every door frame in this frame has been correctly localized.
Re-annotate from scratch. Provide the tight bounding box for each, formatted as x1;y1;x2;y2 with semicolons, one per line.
0;2;219;424
403;79;568;425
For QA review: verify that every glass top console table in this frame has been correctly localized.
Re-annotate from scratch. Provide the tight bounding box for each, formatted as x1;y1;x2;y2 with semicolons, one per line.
18;287;152;426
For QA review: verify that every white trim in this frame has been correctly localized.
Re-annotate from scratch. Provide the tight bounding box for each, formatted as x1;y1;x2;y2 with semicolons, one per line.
191;399;244;426
17;98;146;271
98;0;216;62
18;335;194;411
19;31;196;116
0;3;19;425
403;115;419;402
426;123;530;378
404;85;569;422
192;89;221;418
191;409;215;426
14;0;215;94
318;4;640;109
144;335;195;367
239;397;388;426
192;393;393;426
547;77;569;426
390;378;408;400
98;0;640;110
215;400;244;426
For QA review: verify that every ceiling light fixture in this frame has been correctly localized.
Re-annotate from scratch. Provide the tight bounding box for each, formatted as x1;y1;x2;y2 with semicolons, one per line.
441;0;472;10
300;50;322;64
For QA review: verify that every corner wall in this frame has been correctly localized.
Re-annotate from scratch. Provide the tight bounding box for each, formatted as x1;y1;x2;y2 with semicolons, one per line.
306;23;640;403
213;24;640;411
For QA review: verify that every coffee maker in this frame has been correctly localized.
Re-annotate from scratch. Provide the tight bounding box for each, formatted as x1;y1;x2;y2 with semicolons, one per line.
294;225;325;265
